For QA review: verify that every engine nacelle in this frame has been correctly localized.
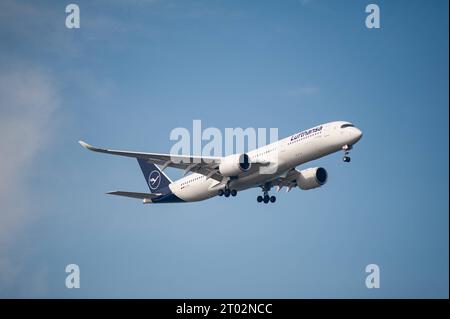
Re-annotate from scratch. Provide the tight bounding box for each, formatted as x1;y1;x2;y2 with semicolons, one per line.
296;167;328;190
219;153;251;177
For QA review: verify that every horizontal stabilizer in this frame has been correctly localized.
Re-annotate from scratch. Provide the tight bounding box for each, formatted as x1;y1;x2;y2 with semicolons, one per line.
106;191;162;199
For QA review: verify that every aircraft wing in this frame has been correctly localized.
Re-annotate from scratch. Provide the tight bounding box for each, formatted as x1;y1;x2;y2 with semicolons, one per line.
267;169;300;192
79;140;223;181
106;191;162;199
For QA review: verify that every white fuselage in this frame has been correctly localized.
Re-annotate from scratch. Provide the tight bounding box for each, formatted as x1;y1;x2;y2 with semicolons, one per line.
168;121;362;202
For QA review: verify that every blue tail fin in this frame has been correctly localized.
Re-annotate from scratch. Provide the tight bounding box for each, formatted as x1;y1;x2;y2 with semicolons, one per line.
137;158;172;194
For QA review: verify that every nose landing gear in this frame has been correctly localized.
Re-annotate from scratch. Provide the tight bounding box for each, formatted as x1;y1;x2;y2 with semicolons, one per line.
342;145;353;163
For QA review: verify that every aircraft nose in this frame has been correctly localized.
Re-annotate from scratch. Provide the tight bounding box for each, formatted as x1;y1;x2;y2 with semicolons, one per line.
354;128;363;142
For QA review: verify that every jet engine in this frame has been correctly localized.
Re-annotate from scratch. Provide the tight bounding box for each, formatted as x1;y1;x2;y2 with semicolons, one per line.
296;167;328;190
218;153;251;177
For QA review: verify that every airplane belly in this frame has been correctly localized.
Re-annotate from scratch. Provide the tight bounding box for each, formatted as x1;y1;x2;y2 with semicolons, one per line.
231;171;281;191
170;181;216;202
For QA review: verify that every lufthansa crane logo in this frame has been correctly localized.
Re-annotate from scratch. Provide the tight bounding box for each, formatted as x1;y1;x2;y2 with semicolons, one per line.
148;170;161;190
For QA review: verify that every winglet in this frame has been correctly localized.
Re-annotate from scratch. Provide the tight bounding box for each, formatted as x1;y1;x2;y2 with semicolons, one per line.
78;140;107;153
79;140;92;149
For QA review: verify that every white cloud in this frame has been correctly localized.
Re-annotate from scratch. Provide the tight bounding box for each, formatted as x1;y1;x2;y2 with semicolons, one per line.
0;67;59;293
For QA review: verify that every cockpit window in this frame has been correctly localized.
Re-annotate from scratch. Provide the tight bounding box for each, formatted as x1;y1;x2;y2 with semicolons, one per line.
340;123;354;128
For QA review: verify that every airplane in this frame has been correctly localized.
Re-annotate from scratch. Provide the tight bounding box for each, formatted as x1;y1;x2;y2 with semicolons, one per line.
79;121;362;204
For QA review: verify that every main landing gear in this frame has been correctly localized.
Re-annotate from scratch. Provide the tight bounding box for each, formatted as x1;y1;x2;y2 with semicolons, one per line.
342;145;352;163
257;194;276;204
218;186;237;198
257;185;276;204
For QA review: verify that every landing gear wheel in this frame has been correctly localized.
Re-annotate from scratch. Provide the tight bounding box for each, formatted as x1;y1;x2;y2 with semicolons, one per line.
270;196;276;203
257;195;263;203
342;145;353;163
231;189;237;197
218;189;224;196
224;189;230;197
263;195;270;204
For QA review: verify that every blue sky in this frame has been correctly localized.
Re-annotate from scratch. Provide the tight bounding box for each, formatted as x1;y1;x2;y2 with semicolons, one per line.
0;0;448;298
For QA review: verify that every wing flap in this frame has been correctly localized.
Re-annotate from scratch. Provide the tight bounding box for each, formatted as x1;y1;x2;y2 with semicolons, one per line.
265;169;300;192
